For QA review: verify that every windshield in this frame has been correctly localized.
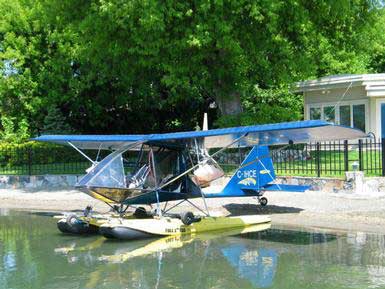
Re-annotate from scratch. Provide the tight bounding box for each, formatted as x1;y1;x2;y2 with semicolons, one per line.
77;144;184;190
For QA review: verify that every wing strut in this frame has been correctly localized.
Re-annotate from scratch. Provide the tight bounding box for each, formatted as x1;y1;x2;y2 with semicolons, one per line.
68;141;95;164
150;148;162;217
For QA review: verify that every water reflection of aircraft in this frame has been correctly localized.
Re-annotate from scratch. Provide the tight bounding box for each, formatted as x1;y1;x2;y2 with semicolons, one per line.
55;223;276;288
54;237;106;255
54;224;271;261
222;228;338;288
99;223;272;263
34;120;365;239
222;244;277;288
55;227;341;289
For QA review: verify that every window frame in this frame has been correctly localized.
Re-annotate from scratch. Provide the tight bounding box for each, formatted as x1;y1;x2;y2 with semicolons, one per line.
306;99;368;132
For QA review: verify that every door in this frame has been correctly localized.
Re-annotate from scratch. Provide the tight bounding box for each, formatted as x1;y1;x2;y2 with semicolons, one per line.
382;103;385;138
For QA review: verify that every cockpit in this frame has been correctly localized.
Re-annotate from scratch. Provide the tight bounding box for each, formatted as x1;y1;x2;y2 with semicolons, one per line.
78;143;186;192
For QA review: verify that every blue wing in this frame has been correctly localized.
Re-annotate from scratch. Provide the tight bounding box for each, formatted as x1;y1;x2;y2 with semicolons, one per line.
32;120;367;149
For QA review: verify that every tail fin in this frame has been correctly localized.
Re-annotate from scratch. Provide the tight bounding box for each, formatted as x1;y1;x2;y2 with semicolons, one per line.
206;146;275;197
229;145;275;190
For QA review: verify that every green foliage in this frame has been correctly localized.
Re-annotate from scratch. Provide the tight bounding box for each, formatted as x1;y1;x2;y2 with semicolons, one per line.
215;86;303;127
0;0;384;138
0;116;29;143
42;106;73;134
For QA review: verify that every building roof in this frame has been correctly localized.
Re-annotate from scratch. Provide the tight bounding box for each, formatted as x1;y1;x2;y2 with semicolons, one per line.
295;74;385;97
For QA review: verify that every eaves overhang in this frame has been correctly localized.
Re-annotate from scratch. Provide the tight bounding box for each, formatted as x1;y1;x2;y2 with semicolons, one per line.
295;74;385;96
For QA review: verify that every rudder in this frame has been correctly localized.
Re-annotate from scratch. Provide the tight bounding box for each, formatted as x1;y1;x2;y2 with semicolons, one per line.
207;146;275;197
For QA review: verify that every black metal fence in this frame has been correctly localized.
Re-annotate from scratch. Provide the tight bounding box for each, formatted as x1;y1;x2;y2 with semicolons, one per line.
0;139;384;177
273;139;385;177
0;145;110;175
218;138;385;177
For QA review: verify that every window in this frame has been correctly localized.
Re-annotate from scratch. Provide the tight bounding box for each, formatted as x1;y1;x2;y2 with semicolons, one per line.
339;105;351;126
353;104;365;131
310;107;321;120
308;102;366;132
323;106;335;123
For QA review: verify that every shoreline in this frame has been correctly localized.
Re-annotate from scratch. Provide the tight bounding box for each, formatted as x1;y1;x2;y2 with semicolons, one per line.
2;189;385;234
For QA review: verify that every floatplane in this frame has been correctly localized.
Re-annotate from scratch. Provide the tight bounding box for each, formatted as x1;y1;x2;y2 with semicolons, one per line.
33;120;366;240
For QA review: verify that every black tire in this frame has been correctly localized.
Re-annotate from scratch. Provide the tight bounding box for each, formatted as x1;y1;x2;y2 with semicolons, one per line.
259;197;268;206
66;214;79;225
180;211;195;225
62;214;97;234
133;207;148;219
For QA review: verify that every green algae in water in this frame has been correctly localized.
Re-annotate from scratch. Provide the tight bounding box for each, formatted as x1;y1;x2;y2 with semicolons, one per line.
0;209;383;289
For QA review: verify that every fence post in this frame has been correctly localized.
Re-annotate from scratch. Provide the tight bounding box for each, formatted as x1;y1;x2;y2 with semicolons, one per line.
382;138;385;177
316;142;321;178
344;140;349;172
27;147;32;176
358;139;363;171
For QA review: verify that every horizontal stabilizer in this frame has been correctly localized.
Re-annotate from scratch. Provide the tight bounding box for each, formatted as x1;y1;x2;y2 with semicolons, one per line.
238;185;261;191
262;184;310;192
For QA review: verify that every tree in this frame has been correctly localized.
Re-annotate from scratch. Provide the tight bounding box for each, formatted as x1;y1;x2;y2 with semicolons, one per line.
42;105;73;134
0;0;384;139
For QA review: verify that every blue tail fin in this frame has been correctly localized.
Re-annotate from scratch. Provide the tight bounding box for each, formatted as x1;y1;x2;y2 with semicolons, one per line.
205;146;275;197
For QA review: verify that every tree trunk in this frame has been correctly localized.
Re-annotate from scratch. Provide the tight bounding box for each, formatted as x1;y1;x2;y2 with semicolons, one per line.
215;92;243;115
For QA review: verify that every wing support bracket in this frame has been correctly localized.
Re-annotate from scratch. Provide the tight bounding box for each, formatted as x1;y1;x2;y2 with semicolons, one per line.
68;141;96;164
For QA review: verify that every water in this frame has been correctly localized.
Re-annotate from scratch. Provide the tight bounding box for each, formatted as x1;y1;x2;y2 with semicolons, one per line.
1;209;385;289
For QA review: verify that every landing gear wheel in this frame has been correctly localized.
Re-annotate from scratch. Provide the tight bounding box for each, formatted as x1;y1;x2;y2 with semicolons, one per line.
66;214;79;225
180;211;195;225
133;207;148;219
259;197;268;206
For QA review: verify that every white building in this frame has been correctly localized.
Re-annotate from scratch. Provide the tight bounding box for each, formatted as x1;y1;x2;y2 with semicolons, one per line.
296;74;385;138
